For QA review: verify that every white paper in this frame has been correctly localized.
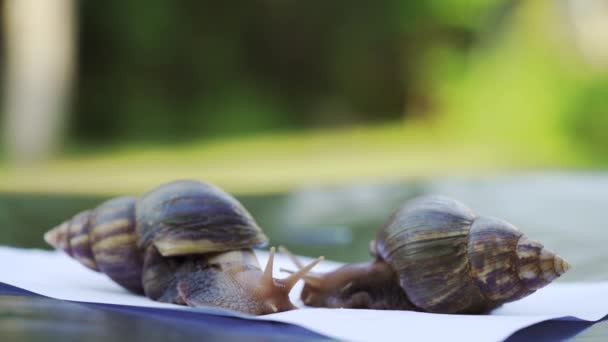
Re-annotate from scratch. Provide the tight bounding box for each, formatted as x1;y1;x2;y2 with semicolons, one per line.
0;246;605;342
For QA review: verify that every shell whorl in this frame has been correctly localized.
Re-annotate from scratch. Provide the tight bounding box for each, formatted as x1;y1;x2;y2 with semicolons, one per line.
45;210;97;270
515;236;570;291
45;196;144;293
135;180;268;256
467;216;569;305
376;195;570;313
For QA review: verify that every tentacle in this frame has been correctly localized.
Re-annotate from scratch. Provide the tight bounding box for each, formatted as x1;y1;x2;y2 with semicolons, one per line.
279;268;323;288
278;256;324;292
261;247;276;289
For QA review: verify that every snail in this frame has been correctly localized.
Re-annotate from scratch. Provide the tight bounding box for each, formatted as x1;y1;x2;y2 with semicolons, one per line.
44;179;323;315
283;195;570;314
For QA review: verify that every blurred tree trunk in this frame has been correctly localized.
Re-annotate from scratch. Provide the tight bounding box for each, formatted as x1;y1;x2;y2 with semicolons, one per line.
3;0;76;162
565;0;608;70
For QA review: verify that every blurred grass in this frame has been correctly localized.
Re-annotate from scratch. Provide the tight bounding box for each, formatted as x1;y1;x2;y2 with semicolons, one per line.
0;119;588;196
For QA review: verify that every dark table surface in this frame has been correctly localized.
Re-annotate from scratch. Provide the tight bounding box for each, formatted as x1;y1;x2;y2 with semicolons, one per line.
0;286;329;342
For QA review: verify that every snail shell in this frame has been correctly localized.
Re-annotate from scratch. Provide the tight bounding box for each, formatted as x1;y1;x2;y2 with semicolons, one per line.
135;180;267;256
45;196;143;292
45;180;321;315
298;195;570;314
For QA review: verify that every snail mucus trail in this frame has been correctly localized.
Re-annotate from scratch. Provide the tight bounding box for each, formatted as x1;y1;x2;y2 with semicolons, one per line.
282;196;571;314
44;179;323;315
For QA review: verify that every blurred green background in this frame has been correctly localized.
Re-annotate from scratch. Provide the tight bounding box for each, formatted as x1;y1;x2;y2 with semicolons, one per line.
1;0;607;195
1;0;608;262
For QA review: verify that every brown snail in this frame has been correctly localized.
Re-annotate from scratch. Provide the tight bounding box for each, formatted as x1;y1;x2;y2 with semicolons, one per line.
44;179;323;315
284;195;570;314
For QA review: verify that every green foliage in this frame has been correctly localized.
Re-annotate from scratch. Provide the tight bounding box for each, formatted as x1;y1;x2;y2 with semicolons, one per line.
426;1;602;167
72;0;504;143
566;81;608;162
4;0;608;195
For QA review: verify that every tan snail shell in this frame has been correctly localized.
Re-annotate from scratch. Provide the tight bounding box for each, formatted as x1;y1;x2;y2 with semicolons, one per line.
290;195;570;314
44;179;322;315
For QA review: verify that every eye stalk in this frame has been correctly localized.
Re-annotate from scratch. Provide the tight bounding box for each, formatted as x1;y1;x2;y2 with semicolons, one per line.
278;246;324;288
250;247;324;315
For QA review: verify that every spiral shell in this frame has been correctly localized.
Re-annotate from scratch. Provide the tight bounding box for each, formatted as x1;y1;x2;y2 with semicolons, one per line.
44;196;143;293
136;180;268;256
374;195;570;313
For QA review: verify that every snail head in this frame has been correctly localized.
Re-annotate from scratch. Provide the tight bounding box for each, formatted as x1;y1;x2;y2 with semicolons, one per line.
279;246;363;308
176;247;324;315
280;246;415;310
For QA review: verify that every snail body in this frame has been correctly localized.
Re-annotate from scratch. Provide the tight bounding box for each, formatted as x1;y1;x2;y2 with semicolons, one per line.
296;196;570;314
45;179;322;315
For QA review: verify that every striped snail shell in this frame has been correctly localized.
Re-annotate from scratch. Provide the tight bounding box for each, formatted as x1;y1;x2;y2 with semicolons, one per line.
44;196;142;292
135;180;267;256
44;179;322;315
295;195;570;314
